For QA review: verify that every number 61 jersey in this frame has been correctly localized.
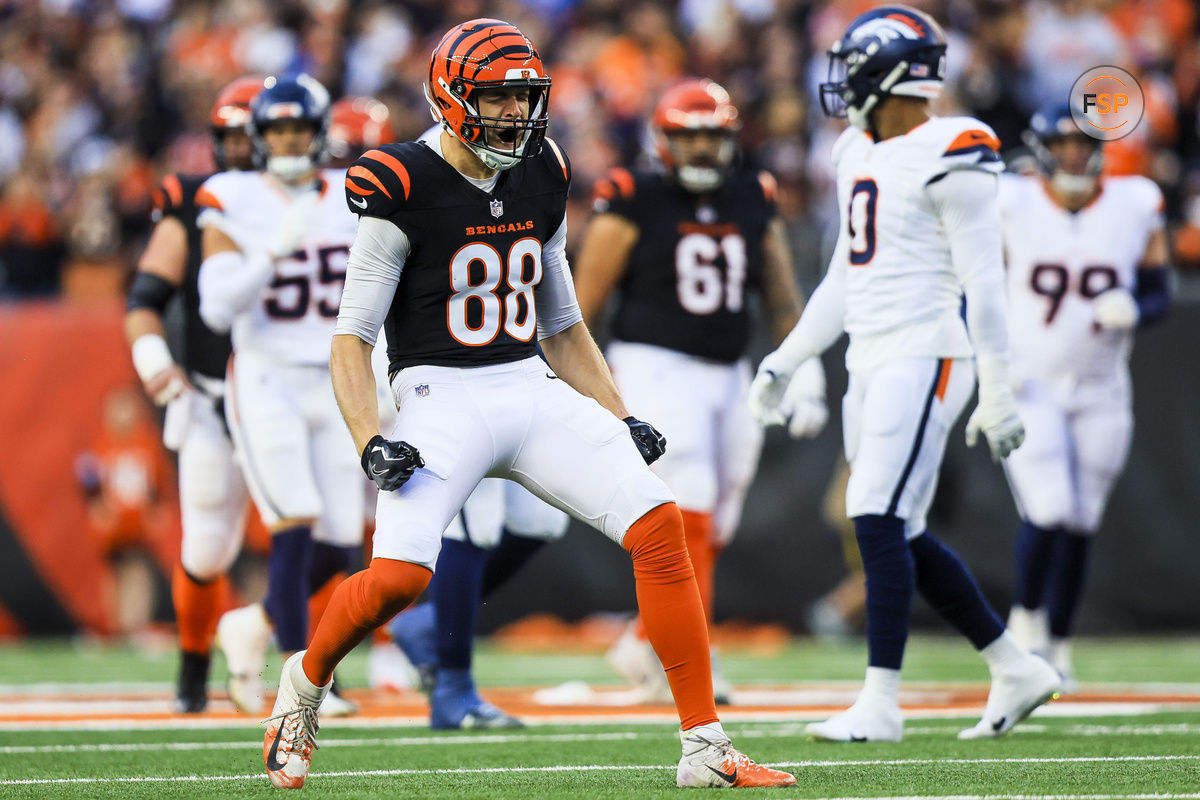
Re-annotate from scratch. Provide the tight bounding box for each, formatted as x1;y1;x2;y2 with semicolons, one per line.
998;173;1164;382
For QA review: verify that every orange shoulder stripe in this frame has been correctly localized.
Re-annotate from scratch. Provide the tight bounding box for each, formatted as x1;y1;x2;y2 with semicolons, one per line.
757;171;778;203
545;138;568;181
348;166;390;198
610;167;635;200
162;174;183;208
945;128;1001;155
194;187;223;212
361;149;411;200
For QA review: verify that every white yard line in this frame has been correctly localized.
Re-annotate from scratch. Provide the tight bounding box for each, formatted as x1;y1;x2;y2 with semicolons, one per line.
0;754;1198;787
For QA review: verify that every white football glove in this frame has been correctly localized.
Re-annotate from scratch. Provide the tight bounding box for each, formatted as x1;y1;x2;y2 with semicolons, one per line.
748;354;793;427
965;381;1025;461
267;190;322;260
1092;288;1139;330
780;357;828;438
131;333;188;405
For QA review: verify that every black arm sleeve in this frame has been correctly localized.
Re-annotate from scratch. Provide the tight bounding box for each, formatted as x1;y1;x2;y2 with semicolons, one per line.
126;271;177;314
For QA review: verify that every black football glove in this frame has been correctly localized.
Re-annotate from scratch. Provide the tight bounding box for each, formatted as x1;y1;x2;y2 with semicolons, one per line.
623;416;666;465
361;435;424;492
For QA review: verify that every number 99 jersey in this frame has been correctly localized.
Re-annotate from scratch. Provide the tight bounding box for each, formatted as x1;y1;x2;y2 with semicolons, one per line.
998;173;1164;383
592;167;777;363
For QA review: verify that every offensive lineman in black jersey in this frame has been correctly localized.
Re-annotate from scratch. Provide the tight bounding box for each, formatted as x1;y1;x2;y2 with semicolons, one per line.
574;79;826;704
124;77;260;713
259;18;795;791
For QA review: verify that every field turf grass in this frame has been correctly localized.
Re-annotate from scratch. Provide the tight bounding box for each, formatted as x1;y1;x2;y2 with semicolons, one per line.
0;635;1197;799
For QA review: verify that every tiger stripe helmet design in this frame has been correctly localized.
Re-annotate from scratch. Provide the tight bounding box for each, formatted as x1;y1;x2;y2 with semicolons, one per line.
425;18;551;171
651;78;741;193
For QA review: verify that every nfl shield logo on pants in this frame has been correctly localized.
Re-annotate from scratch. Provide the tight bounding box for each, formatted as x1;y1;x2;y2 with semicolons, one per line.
415;384;430;397
490;199;504;218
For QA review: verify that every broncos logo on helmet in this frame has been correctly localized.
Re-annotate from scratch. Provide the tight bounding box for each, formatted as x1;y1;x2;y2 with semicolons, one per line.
424;18;551;171
820;5;946;130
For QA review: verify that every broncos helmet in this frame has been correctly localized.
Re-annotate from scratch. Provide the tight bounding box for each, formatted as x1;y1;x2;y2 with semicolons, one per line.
248;73;332;181
1023;102;1103;194
820;5;947;130
425;18;551;171
210;76;262;171
651;78;741;193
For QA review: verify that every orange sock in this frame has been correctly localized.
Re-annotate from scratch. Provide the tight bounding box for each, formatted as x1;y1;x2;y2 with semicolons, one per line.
172;564;225;655
307;571;346;642
362;525;391;645
680;510;716;626
623;502;717;731
301;558;431;686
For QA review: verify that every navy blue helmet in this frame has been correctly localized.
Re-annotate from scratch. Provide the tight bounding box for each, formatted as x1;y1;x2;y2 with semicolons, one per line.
1023;101;1102;185
247;73;331;179
819;5;947;129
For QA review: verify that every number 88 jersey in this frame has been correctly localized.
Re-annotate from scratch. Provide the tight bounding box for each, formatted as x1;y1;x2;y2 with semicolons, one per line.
998;172;1163;382
592;166;776;363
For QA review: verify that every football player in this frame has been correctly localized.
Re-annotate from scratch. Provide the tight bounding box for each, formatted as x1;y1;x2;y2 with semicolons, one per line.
327;96;396;170
260;19;795;790
1000;103;1170;690
750;5;1061;742
124;76;260;713
573;78;825;704
197;74;362;716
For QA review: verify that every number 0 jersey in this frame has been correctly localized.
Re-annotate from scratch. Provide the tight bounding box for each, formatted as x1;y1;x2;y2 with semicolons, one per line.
592;167;777;363
343;137;572;372
832;116;1004;371
998;173;1163;382
149;173;232;381
196;170;357;366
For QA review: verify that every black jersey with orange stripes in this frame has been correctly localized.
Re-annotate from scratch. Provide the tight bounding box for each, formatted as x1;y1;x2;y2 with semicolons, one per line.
592;166;778;363
149;173;233;381
344;138;571;371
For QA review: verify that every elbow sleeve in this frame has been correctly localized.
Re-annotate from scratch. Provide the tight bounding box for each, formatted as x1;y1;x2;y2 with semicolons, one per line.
1134;267;1170;326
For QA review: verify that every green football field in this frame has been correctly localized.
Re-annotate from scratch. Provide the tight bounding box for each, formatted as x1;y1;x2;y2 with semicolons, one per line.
0;635;1197;799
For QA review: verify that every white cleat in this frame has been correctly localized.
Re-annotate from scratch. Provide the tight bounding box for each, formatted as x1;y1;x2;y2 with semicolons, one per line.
676;730;797;788
959;655;1061;739
216;603;273;715
606;624;673;704
367;641;419;692
807;698;904;742
262;651;326;790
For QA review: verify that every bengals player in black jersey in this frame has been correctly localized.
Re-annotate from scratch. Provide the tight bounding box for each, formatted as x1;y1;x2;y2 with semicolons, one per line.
573;79;827;705
258;19;795;791
123;76;259;713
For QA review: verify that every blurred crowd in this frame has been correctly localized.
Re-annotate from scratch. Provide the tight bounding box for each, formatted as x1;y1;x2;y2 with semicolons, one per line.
1;0;1199;300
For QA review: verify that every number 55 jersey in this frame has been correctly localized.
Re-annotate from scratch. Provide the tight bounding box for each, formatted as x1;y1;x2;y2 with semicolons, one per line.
998;173;1164;385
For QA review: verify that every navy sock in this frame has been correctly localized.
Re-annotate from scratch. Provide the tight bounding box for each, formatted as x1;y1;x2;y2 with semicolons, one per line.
481;528;547;598
308;543;354;594
1013;521;1059;609
910;531;1005;650
854;514;914;670
432;537;489;671
262;525;313;652
1046;532;1092;638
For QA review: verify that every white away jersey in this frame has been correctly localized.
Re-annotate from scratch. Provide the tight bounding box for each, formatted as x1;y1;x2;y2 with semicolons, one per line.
832;116;1004;370
197;170;357;365
999;173;1163;382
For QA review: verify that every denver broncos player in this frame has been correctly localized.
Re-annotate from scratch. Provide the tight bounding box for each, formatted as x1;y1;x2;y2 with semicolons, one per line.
259;18;795;790
1000;103;1170;690
124;76;259;713
574;78;824;705
196;74;362;717
750;5;1060;742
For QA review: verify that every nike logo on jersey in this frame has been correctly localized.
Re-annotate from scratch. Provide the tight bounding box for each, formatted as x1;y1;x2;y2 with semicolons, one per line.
265;725;287;771
350;195;368;209
705;765;738;784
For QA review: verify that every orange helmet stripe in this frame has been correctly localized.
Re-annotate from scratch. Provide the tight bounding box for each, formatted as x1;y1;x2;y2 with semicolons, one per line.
360;149;411;200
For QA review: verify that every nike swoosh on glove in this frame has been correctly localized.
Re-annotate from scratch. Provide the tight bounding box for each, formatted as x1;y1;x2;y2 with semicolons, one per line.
965;384;1025;461
361;435;425;491
624;417;666;465
780;357;828;439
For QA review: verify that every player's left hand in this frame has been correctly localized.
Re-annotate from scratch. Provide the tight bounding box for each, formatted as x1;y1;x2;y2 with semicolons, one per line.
1092;288;1139;330
623;417;666;465
780;358;828;439
965;384;1025;461
748;362;790;427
